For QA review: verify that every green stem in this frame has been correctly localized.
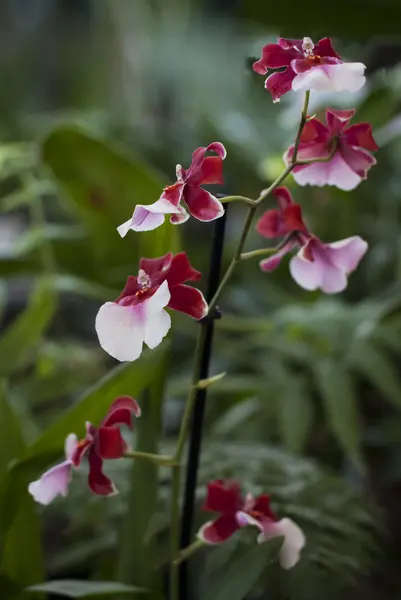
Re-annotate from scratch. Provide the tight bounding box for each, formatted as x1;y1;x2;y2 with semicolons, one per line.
174;539;204;566
123;450;176;466
240;247;278;261
220;195;256;206
169;466;181;600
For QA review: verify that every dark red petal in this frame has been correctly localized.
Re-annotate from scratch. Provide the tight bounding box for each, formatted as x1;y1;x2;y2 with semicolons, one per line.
264;68;296;102
183;186;224;222
278;38;303;51
283;204;308;234
199;515;240;544
206;142;226;159
299;118;330;144
160;182;185;207
314;37;341;59
115;275;139;303
168;284;208;320
253;43;300;73
256;210;285;239
165;252;202;287
343;123;379;151
252;494;277;520
272;186;293;210
88;447;116;496
71;439;92;467
102;396;141;428
340;145;376;178
326;108;355;135
198;156;224;185
95;426;126;459
203;480;243;514
139;253;173;282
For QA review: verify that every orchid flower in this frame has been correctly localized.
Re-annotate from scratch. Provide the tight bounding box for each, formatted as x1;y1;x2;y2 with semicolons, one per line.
96;252;208;362
118;142;227;235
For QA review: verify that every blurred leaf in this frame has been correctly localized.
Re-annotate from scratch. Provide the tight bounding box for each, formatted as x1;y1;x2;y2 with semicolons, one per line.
0;279;56;376
277;374;314;454
116;347;168;598
41;126;178;264
0;383;44;599
206;538;283;600
313;360;363;469
243;0;401;37
349;341;401;410
27;580;146;598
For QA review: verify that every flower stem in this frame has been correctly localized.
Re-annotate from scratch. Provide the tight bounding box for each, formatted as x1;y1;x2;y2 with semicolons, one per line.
123;450;176;466
174;539;204;566
169;209;229;600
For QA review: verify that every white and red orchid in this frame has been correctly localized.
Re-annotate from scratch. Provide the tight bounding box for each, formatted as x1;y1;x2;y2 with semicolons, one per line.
256;187;368;293
284;108;378;190
253;37;366;102
198;480;305;570
118;142;227;235
96;252;208;362
28;397;141;503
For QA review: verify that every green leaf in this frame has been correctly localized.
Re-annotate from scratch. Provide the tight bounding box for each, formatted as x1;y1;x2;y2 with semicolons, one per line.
206;538;283;600
0;381;25;472
41;126;179;263
349;341;401;410
26;580;146;598
313;360;363;469
1;344;169;535
0;279;56;376
116;348;168;598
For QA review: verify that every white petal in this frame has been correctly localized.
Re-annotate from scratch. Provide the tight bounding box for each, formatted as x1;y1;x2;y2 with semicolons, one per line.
117;199;181;236
145;279;171;311
275;518;306;570
327;236;368;272
320;264;348;294
95;302;145;362
64;433;78;461
327;62;366;93
28;461;73;505
117;218;134;238
292;66;334;92
142;281;171;349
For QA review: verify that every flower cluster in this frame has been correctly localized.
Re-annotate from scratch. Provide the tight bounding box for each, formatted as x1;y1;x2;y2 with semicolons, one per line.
29;397;140;504
29;35;379;576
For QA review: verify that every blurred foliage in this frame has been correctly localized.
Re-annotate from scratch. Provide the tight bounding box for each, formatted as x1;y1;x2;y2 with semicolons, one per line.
0;1;401;599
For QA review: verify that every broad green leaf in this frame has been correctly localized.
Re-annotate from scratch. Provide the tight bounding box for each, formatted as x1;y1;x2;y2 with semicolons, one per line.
26;580;146;598
1;344;169;535
313;360;363;470
0;279;56;376
116;348;168;599
0;383;45;599
206;538;283;600
243;0;401;37
349;342;401;410
41;126;178;264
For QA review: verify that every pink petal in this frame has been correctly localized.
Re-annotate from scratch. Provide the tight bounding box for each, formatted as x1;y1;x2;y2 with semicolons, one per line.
166;252;202;286
340;145;377;179
102;396;141;428
258;518;305;570
292;63;366;93
290;241;349;294
289;250;325;291
28;459;73;505
292;151;362;191
260;242;294;272
326;108;355;135
203;480;243;513
326;236;368;272
342;123;379;151
118;197;182;236
184;186;224;222
198;516;240;544
64;433;78;461
88;448;117;496
168;284;208;320
235;511;265;533
264;69;296;102
95;426;126;459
